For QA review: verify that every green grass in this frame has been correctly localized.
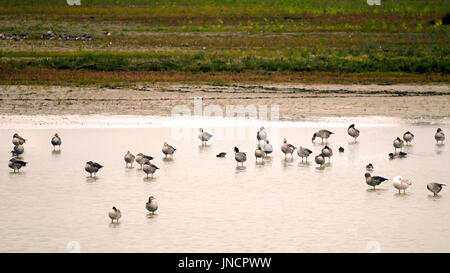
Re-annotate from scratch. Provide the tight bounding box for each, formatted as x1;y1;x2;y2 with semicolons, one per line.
0;0;448;83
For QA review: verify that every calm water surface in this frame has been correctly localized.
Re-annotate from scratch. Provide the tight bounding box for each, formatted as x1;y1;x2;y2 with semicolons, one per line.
0;116;449;252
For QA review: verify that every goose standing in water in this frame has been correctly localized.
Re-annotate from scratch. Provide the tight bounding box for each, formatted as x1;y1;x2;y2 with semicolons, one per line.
314;154;325;167
403;131;414;145
297;146;313;162
262;139;273;156
216;152;226;158
146;196;158;214
12;144;24;155
108;207;121;223
143;161;159;178
124;151;135;167
136;153;153;169
162;142;176;158
365;173;388;190
234;147;247;167
393;137;404;153
393;176;412;194
435;128;445;144
8;158;27;172
51;133;62;150
366;163;374;172
198;128;213;145
85;161;103;177
312;130;334;143
427;183;445;196
256;127;267;144
281;138;296;159
12;133;26;146
347;124;360;142
321;146;333;162
255;145;266;162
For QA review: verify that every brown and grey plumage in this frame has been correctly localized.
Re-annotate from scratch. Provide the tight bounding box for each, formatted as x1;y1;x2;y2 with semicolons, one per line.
321;145;333;162
136;153;153;168
254;145;266;162
8;158;27;172
347;124;360;142
124;151;135;167
365;173;388;190
281;138;296;159
198;128;213;145
162;142;176;158
11;144;24;155
393;137;404;153
85;161;103;177
12;133;26;146
314;154;325;167
234;147;247;166
108;207;121;223
297;146;313;162
143;161;159;178
146;196;158;214
427;183;445;196
51;133;62;150
435;128;445;144
403;131;414;145
312;130;334;143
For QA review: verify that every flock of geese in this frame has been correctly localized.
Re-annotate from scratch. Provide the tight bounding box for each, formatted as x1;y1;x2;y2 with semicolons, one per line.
6;126;447;223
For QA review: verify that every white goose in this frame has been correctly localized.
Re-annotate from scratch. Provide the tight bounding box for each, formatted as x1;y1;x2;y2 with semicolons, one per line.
393;176;412;194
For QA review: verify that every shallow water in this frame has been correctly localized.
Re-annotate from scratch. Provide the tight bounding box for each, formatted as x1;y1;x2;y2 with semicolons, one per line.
0;116;449;252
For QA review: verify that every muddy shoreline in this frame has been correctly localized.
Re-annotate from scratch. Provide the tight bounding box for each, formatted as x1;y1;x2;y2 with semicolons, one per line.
1;84;449;120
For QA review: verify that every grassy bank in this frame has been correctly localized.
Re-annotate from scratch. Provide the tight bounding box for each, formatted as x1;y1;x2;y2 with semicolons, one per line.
0;0;449;85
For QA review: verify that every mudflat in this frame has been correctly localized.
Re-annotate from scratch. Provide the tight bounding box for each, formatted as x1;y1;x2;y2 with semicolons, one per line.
1;84;449;120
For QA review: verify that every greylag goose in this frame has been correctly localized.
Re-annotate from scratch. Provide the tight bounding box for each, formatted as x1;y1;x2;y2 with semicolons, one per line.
198;128;213;145
124;151;135;167
435;128;445;144
51;133;62;150
365;173;388;190
255;145;266;162
85;161;103;177
427;183;445;196
146;196;158;214
393;137;404;153
162;142;176;158
136;153;153;169
143;161;159;178
108;207;121;223
12;133;26;146
314;154;325;167
403;131;414;145
312;130;333;143
297;146;312;162
347;124;360;142
234;147;247;166
321;145;333;162
281;138;296;159
8;158;27;172
262;139;273;156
